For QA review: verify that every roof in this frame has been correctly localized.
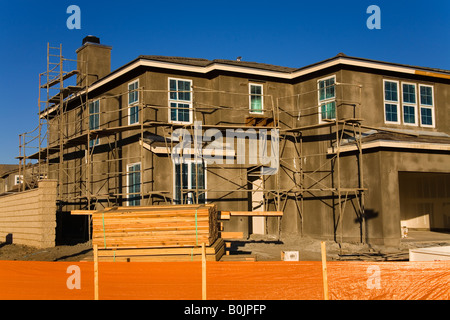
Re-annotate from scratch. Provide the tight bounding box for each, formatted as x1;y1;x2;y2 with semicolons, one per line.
40;52;450;117
138;55;297;73
332;129;450;154
137;53;450;76
0;164;19;178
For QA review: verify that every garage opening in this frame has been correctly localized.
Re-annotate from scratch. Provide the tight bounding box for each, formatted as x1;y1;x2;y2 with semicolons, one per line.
399;172;450;232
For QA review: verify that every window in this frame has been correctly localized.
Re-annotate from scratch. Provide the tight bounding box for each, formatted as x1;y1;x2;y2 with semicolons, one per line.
383;80;400;124
318;76;336;121
14;175;22;185
402;83;417;125
419;85;434;127
127;163;141;206
128;80;139;124
384;80;434;127
174;160;205;204
249;83;263;114
169;78;192;123
89;99;100;147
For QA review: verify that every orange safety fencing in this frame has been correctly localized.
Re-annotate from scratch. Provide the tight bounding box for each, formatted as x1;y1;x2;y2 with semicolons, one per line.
0;260;448;300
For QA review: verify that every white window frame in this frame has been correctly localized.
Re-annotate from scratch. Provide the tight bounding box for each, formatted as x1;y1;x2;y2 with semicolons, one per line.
172;159;207;205
419;84;435;128
126;162;141;206
168;77;193;124
317;75;336;123
89;99;100;147
383;79;401;125
14;175;23;185
128;79;139;125
249;83;264;114
401;82;418;126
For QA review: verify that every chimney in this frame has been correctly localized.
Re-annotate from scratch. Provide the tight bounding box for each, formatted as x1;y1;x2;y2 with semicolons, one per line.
76;36;112;87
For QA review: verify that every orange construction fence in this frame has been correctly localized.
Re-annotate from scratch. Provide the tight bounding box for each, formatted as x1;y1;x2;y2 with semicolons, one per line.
0;260;448;300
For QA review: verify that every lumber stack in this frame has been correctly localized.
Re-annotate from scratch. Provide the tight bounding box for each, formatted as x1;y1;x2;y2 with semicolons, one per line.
97;238;225;262
92;204;219;248
90;204;223;261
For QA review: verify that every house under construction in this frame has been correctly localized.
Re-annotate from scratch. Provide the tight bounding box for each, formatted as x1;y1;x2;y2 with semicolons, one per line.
16;36;450;247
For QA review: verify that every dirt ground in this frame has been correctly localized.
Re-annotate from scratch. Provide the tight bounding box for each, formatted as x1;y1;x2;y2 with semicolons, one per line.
1;231;450;262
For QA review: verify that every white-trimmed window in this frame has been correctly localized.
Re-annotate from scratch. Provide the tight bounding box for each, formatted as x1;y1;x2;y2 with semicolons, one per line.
173;160;206;205
169;78;192;123
128;80;139;125
318;75;336;122
89;99;100;147
249;83;264;114
14;175;23;185
419;84;435;127
383;80;400;124
127;162;141;206
402;83;418;126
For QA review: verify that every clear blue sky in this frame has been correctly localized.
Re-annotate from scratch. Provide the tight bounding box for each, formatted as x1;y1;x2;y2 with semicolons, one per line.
0;0;449;164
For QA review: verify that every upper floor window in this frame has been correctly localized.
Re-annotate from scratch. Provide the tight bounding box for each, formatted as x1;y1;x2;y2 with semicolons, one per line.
169;78;192;123
89;99;100;147
249;83;263;114
318;76;336;122
383;80;400;124
128;80;139;125
402;83;417;126
384;79;434;127
419;85;434;127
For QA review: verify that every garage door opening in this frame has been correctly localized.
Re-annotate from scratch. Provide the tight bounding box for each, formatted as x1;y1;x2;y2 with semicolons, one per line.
399;172;450;232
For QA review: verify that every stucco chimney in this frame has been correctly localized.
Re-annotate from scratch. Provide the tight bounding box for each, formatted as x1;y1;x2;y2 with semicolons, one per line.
76;36;112;87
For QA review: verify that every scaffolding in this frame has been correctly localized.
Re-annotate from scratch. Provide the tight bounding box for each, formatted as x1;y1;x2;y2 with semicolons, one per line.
21;44;367;244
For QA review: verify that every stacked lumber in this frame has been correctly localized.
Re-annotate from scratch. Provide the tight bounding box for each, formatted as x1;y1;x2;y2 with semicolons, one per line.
92;204;219;249
97;238;225;262
89;204;223;262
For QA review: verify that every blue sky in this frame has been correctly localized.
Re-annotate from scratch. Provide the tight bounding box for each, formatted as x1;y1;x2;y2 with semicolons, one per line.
0;0;449;164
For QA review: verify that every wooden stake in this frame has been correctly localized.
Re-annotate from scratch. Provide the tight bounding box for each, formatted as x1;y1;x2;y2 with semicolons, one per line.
321;241;329;300
94;244;99;300
202;242;206;300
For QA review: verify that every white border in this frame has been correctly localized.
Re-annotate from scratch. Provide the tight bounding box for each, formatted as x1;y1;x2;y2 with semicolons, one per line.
128;79;139;125
249;83;264;114
383;79;401;125
401;82;418;126
126;162;141;206
172;158;207;205
168;77;193;124
317;75;336;123
14;175;22;185
419;84;435;128
89;99;100;146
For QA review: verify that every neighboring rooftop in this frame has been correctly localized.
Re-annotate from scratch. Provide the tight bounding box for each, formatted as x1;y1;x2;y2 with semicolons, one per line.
0;164;19;178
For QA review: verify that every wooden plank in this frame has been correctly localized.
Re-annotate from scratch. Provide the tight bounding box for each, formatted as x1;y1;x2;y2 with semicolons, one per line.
321;241;329;300
202;243;206;300
93;244;99;300
96;238;224;262
71;210;98;215
97;238;224;257
229;211;283;216
220;231;244;239
219;211;231;220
